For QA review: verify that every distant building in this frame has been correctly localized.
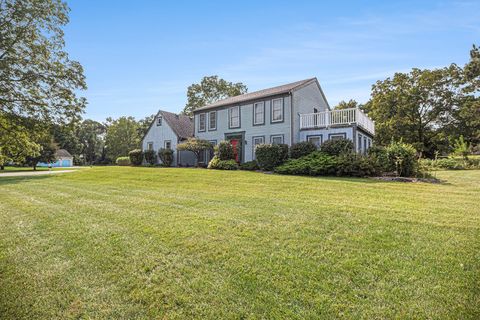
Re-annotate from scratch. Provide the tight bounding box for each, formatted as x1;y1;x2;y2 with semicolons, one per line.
37;149;74;167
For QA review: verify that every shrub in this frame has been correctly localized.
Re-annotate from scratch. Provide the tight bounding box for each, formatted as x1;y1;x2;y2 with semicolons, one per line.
116;156;131;166
143;149;156;165
335;153;380;177
129;149;143;165
158;148;174;167
216;141;235;160
419;157;480;170
275;152;337;176
208;156;238;170
320;138;354;156
290;141;317;159
255;144;289;171
384;141;417;177
239;160;259;171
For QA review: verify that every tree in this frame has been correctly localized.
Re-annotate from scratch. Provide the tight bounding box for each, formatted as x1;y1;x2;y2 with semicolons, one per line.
138;114;155;138
183;76;247;115
176;138;213;166
0;0;86;160
25;137;58;170
453;135;470;160
104;117;140;161
334;99;361;110
77;119;106;164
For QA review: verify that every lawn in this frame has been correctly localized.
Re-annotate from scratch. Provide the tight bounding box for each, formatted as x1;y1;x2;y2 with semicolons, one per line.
0;166;76;173
0;167;478;319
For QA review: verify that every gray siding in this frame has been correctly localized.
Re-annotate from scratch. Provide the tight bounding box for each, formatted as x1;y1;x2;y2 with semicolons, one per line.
299;127;354;144
195;94;292;162
292;81;330;143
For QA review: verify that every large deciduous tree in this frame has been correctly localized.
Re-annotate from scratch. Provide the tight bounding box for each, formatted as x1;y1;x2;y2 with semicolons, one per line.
0;0;87;160
104;116;140;161
78;119;106;165
333;99;362;110
183;76;247;115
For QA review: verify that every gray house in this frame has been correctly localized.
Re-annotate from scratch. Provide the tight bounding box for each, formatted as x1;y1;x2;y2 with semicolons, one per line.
193;78;374;163
142;110;196;166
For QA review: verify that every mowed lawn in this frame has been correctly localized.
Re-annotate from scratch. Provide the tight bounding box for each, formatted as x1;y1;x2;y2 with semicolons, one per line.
0;167;478;319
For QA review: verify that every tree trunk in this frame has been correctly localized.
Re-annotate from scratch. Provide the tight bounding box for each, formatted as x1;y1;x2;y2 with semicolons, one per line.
1;165;4;170
33;164;37;171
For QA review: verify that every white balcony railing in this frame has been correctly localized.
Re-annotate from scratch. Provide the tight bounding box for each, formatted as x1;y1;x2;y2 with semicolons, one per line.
300;108;375;135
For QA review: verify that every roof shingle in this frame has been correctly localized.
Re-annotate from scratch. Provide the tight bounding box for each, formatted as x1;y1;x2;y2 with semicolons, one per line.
194;78;317;112
159;110;193;139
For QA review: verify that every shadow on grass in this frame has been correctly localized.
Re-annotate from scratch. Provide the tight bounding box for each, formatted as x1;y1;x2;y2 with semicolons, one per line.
0;175;54;186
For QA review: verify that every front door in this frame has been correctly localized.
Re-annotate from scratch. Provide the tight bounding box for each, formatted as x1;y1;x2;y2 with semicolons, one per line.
226;134;243;163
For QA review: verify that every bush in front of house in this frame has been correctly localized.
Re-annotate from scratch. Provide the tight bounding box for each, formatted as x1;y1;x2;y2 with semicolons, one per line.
129;149;143;165
290;141;317;159
143;149;156;165
239;160;259;171
275;151;379;177
215;141;235;160
116;156;131;166
255;144;289;171
383;141;417;177
207;156;238;170
274;151;337;176
158;148;174;167
320;138;354;156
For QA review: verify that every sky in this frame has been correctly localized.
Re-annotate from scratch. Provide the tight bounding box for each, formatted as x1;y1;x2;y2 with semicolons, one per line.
64;0;480;121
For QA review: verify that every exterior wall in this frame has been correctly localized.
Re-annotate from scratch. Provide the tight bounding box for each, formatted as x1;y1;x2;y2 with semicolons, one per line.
142;115;196;166
177;150;197;166
355;127;374;154
37;157;73;167
299;127;354;145
194;94;292;162
292;81;330;144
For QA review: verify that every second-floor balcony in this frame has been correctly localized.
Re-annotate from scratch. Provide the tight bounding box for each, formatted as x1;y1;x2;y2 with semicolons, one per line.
300;108;375;135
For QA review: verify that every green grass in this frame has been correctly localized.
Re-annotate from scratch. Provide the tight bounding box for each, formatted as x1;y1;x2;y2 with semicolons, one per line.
0;167;479;319
0;166;76;173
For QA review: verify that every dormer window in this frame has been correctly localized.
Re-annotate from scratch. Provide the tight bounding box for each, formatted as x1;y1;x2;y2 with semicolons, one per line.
157;116;162;126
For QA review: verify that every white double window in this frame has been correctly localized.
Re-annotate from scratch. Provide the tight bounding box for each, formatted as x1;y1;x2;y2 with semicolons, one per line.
208;111;216;130
253;102;265;125
198;113;206;132
271;98;283;123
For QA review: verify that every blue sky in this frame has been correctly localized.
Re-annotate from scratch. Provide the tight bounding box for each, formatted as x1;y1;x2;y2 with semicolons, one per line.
65;0;480;121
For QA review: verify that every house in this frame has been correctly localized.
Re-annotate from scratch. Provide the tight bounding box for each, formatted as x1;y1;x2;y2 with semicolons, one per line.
37;149;74;167
142;110;196;166
143;78;375;166
193;77;374;163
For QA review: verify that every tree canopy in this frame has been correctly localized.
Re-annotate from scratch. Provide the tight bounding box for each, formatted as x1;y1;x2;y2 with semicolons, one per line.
104;116;141;161
183;76;247;115
0;0;86;165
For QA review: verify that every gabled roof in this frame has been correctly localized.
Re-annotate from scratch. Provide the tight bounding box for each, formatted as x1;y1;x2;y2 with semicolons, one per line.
158;110;193;139
56;149;72;158
194;78;318;112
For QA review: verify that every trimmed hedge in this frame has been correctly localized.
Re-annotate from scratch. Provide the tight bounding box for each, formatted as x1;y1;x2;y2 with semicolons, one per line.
158;148;174;167
116;156;131;166
274;151;379;177
208;156;238;170
290;141;317;159
320;139;354;156
255;144;289;171
239;160;259;171
143;149;156;165
216;141;235;160
129;149;143;165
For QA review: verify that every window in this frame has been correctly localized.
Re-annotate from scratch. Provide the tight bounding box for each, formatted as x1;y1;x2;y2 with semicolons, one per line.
271;135;283;145
363;137;367;154
147;142;153;151
208;111;216;130
198;113;206;132
358;134;362;153
252;136;265;159
307;135;322;148
229;106;240;128
157;116;162;126
164;140;171;149
271;98;284;123
368;138;371;150
253;102;265;125
329;133;346;141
